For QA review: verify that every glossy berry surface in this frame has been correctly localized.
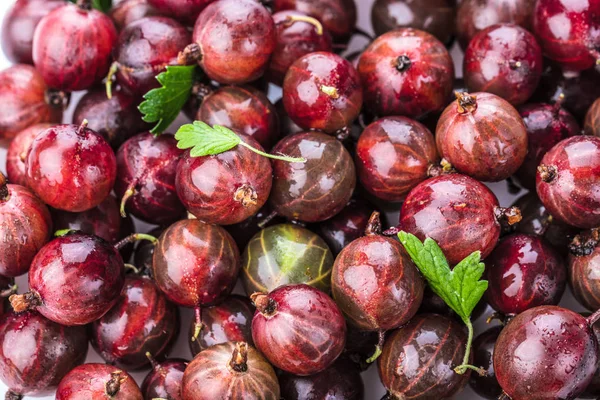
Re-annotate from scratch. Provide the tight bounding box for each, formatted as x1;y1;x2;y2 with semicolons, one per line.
192;0;275;84
356;116;439;201
14;233;125;326
242;224;334;295
585;97;600;137
141;358;186;400
6;123;52;186
268;11;333;86
90;276;179;370
378;314;469;399
536;135;600;229
55;363;143;400
512;192;578;256
272;0;357;42
494;306;598;400
370;0;456;45
469;326;503;399
270;132;356;222
1;0;64;64
251;284;347;376
33;3;117;91
152;220;240;307
0;311;88;398
51;194;130;246
279;358;364;400
485;233;567;315
332;218;424;331
147;0;212;25
0;65;61;140
197;86;280;150
464;24;543;105
72;86;150;149
182;342;280;400
176;135;272;225
436;92;528;182
114;16;190;96
515;103;580;190
0;180;52;278
109;0;159;30
456;0;536;49
189;295;254;356
569;245;600;311
116;132;185;225
358;28;454;119
533;0;600;72
400;174;506;265
283;52;363;134
315;198;376;256
26;123;117;212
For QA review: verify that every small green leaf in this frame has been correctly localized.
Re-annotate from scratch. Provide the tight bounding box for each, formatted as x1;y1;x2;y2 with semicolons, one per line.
139;65;197;134
69;0;112;12
175;122;241;157
398;231;488;322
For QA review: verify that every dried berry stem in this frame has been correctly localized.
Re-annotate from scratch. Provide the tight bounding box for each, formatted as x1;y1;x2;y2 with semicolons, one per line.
105;62;119;100
5;391;23;400
77;119;89;136
114;233;158;250
105;371;126;397
229;342;249;373
0;284;17;299
537;165;557;183
234;184;258;207
569;229;600;256
9;291;42;313
0;172;9;201
124;264;140;274
498;392;511;400
283;15;323;35
454;318;487;376
177;43;202;65
365;212;382;236
486;312;515;326
119;186;136;218
191;307;202;342
455;92;477;114
257;210;278;229
395;55;411;72
366;330;385;363
427;158;455;177
251;293;277;317
494;206;522;227
55;229;76;237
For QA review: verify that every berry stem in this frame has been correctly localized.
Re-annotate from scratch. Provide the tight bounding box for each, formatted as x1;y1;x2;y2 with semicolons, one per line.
498;392;511;400
233;184;258;207
486;312;515;326
191;307;202;342
455;91;478;114
283;14;323;35
237;141;306;163
365;212;382;236
587;308;600;326
105;371;125;397
145;352;160;370
251;293;278;317
0;172;9;202
114;233;158;250
119;186;136;218
427;158;455;177
105;62;119;100
366;330;385;363
454;318;487;376
0;284;17;299
229;342;249;373
257;210;278;229
77;119;89;136
9;291;42;313
353;27;374;41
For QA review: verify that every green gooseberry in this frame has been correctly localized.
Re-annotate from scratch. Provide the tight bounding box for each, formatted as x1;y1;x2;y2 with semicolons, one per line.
242;223;334;295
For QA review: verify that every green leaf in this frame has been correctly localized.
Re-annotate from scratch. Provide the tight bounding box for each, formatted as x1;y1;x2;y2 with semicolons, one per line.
69;0;112;12
175;122;241;157
139;65;197;135
398;231;487;322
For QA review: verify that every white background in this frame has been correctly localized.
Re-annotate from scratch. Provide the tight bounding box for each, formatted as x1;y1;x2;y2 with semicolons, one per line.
0;0;588;399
